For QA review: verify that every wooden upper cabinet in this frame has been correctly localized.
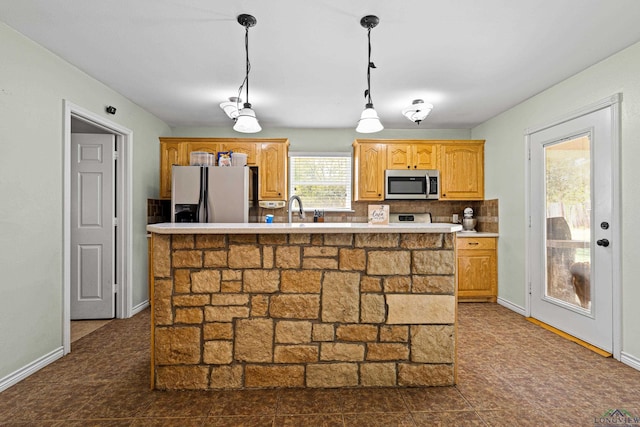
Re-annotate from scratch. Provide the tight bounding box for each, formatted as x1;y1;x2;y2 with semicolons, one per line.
159;140;185;199
259;142;287;200
219;142;258;165
353;142;386;201
439;142;484;200
185;141;219;157
159;137;287;201
386;143;438;170
413;144;438;169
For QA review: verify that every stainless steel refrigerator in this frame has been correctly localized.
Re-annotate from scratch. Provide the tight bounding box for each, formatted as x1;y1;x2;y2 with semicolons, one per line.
171;165;257;223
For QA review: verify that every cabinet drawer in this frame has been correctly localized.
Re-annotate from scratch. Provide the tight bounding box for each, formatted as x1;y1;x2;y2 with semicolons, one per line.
457;237;496;250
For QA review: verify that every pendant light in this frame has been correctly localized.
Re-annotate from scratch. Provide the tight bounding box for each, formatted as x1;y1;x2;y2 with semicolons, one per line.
356;15;383;134
233;14;261;133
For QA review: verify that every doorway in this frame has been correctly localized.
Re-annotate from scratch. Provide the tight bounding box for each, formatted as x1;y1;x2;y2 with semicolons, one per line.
63;100;133;354
526;94;621;358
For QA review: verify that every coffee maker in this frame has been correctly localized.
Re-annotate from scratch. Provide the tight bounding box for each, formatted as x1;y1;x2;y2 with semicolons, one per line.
462;207;477;232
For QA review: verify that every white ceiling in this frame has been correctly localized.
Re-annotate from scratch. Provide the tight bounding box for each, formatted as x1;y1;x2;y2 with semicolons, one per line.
3;0;640;130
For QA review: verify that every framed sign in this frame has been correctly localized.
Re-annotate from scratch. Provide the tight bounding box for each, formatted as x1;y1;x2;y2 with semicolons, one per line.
368;204;389;225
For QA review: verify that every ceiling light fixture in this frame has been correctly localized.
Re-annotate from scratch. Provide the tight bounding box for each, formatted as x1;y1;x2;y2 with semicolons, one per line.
219;96;242;120
402;99;433;125
232;14;261;133
356;15;383;134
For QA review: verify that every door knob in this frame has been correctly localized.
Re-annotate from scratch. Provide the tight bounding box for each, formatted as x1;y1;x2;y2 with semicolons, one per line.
596;239;610;247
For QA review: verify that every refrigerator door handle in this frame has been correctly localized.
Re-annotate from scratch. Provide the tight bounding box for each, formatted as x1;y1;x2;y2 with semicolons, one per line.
200;167;208;223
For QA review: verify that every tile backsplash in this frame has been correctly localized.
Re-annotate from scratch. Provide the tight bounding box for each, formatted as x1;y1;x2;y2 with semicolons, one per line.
257;199;499;233
147;198;170;224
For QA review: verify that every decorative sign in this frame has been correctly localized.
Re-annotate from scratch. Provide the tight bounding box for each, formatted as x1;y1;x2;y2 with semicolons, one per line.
368;204;389;225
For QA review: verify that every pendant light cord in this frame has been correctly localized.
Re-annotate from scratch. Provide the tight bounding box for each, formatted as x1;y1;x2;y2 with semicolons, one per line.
237;26;251;107
366;27;374;106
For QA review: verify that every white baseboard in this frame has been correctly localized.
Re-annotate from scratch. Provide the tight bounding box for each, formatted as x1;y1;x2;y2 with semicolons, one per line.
0;347;64;393
497;297;526;316
621;351;640;372
131;300;149;316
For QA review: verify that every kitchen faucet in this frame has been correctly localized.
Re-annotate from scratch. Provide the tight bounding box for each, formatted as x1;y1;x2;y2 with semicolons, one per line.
287;195;306;223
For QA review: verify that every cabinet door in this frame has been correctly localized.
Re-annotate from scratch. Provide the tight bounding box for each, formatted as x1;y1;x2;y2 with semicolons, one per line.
220;142;257;165
413;144;438;169
440;143;484;200
355;144;385;201
159;141;185;199
386;143;438;170
185;142;219;160
386;144;411;169
259;143;286;200
457;237;497;302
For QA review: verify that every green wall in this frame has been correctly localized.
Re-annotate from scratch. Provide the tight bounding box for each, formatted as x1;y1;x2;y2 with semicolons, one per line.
472;40;640;360
169;127;472;151
0;23;170;381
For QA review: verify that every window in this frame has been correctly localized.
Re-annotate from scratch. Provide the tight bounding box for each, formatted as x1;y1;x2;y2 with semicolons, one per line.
289;152;352;210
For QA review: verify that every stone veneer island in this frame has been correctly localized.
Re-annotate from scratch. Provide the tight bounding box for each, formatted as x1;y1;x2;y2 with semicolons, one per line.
147;222;462;390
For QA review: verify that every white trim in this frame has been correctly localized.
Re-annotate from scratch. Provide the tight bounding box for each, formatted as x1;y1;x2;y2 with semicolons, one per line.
609;97;622;361
524;93;622;360
524;93;622;136
524;134;532;318
63;100;134;355
132;300;150;316
620;352;640;372
497;297;527;316
0;347;63;393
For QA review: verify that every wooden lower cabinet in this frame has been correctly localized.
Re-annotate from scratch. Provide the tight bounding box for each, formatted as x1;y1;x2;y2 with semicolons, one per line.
457;236;497;302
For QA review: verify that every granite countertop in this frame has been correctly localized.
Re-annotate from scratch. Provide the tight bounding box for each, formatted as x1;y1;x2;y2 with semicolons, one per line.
147;222;463;235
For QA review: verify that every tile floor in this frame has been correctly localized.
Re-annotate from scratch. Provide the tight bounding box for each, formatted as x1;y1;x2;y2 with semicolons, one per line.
70;319;113;343
1;303;639;426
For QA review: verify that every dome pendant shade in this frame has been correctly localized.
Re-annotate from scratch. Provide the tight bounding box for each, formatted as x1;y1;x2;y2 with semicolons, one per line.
356;103;384;133
233;103;261;133
220;97;242;119
402;99;433;124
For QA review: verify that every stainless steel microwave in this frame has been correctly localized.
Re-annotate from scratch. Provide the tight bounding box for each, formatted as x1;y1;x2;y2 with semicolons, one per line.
384;169;440;200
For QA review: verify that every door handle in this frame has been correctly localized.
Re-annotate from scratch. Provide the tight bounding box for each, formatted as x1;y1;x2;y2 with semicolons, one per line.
596;239;610;247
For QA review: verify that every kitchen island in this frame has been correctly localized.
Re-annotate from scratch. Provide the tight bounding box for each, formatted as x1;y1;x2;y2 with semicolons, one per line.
147;222;462;390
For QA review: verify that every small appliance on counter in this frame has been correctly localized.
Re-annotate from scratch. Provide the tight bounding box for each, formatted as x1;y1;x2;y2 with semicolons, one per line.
461;207;477;232
171;165;258;223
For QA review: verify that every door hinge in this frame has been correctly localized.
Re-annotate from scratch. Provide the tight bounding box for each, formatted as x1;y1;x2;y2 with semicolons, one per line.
113;217;119;227
528;216;531;228
113;150;119;160
113;283;118;294
528;148;531;160
528;282;532;295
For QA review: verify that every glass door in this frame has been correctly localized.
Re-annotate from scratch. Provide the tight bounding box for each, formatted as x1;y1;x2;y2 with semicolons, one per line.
544;135;592;311
529;106;614;353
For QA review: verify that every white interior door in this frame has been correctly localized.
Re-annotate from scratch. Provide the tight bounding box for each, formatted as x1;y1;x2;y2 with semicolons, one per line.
529;106;614;352
71;133;115;319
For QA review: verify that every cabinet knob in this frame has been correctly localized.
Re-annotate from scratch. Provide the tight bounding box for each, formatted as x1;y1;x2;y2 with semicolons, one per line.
414;165;417;168
407;165;410;169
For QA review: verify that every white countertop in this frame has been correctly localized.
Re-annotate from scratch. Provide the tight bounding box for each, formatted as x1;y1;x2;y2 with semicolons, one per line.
147;222;463;235
457;231;499;237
